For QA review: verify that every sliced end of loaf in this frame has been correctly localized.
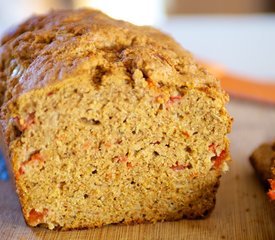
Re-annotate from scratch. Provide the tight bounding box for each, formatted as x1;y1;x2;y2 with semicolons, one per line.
4;69;231;229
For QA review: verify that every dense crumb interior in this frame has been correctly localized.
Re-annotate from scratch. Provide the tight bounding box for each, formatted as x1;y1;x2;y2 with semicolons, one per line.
7;71;230;229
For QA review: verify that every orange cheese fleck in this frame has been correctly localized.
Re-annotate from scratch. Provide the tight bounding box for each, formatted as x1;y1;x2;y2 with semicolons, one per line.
16;152;44;177
213;150;227;168
208;143;217;155
28;208;48;225
13;112;35;131
147;78;156;88
166;95;182;107
171;161;189;171
113;155;128;163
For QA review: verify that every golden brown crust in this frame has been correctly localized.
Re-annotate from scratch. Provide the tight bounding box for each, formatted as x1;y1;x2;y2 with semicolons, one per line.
0;8;226;110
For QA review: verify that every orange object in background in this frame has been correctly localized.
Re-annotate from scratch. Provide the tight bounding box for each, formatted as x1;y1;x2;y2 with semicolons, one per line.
202;62;275;105
167;0;275;14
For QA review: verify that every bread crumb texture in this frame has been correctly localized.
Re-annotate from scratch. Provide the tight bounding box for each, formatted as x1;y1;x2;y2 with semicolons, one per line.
0;9;232;230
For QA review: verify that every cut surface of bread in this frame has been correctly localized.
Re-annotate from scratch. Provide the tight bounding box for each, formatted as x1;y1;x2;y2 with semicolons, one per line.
250;142;275;201
0;9;232;230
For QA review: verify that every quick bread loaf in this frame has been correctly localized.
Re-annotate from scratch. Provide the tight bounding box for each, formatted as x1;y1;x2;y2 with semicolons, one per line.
250;142;275;201
0;9;232;230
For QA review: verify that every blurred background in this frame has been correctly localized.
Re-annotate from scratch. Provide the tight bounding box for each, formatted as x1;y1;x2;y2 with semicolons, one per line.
1;0;275;27
167;0;275;14
0;0;275;80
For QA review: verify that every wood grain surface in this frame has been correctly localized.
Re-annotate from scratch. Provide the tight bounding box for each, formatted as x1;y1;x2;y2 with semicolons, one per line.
0;99;275;240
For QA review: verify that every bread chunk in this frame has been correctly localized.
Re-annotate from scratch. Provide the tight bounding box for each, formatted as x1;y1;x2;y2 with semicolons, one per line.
250;142;275;201
0;9;232;230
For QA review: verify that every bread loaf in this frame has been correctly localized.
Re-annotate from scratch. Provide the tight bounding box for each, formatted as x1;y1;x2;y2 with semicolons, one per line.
0;9;232;230
250;142;275;201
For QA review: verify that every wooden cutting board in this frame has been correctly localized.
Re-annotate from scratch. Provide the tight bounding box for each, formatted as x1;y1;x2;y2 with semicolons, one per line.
0;99;275;240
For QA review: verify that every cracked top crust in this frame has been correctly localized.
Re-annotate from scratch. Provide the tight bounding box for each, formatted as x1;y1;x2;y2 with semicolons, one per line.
0;8;226;108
